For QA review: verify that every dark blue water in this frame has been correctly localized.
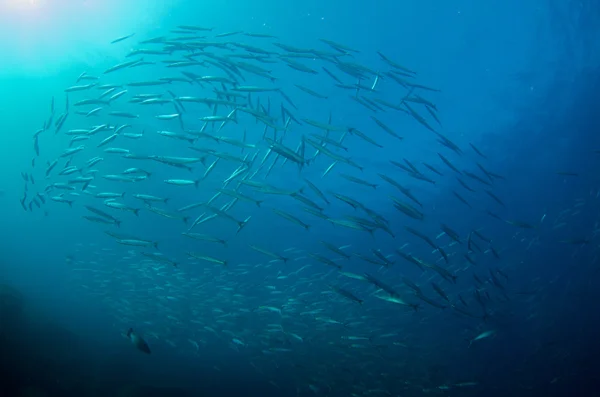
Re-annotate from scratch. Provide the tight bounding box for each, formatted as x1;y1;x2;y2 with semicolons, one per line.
1;1;599;396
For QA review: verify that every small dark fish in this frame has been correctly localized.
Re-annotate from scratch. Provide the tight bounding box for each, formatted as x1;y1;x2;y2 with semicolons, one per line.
485;210;503;221
488;269;504;290
110;33;135;44
496;268;508;281
423;162;443;176
453;191;471;208
330;285;363;305
431;282;450;302
489;245;500;259
127;328;151;354
438;153;461;175
415;292;447;309
469;143;487;159
464;254;476;266
471;230;492;244
485;190;505;207
437;246;449;264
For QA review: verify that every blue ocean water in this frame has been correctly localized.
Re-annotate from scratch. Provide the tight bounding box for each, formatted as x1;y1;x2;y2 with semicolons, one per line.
1;0;600;396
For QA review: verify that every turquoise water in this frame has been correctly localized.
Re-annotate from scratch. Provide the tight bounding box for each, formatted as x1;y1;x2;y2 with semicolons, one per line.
1;1;599;396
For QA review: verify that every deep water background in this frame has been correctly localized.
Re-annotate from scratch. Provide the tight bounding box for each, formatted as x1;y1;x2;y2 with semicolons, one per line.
1;0;600;396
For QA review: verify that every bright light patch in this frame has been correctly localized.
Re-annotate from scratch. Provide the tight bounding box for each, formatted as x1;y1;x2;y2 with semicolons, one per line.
0;0;48;27
0;0;174;77
2;0;44;11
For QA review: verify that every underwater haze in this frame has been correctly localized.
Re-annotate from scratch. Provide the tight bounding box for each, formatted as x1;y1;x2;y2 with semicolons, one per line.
1;0;600;396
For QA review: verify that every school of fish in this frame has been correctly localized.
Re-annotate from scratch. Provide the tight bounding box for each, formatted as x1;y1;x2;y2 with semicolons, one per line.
18;24;568;396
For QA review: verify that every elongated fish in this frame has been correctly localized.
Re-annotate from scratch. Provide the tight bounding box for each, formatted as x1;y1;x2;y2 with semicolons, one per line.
127;328;151;354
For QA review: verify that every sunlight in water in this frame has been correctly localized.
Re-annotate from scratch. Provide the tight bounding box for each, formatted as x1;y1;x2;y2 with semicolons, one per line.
0;0;173;76
1;0;44;11
0;0;49;28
